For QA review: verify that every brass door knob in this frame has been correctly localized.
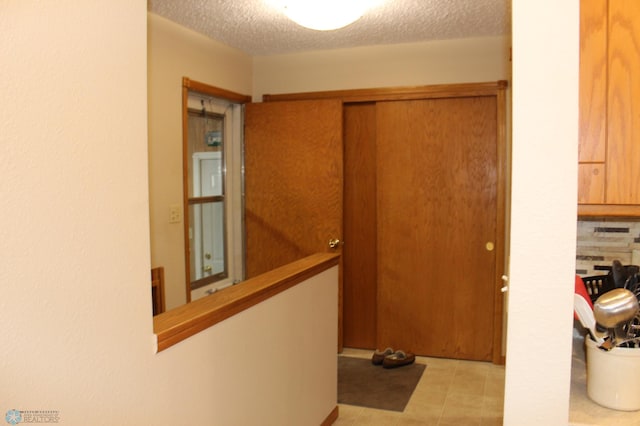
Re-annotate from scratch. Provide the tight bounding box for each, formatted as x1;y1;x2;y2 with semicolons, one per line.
329;239;343;249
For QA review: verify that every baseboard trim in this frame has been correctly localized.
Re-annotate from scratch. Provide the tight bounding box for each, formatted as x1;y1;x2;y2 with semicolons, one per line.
321;406;339;426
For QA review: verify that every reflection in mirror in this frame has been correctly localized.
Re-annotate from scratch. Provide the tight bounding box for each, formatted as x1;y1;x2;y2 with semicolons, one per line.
188;116;226;284
182;79;247;303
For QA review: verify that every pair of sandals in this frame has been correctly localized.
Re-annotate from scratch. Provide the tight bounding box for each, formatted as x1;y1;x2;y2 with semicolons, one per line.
371;347;416;368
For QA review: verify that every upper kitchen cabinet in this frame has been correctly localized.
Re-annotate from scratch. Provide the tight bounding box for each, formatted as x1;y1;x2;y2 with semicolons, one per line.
608;0;640;205
579;0;640;215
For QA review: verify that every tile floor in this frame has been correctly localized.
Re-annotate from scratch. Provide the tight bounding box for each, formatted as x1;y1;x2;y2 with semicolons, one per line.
334;348;505;426
336;335;640;426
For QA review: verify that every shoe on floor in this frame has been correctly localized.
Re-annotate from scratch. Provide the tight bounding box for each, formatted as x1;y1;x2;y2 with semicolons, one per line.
371;347;394;365
382;350;415;368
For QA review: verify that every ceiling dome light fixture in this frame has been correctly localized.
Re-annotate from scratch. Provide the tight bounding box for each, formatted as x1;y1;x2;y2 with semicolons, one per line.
268;0;382;31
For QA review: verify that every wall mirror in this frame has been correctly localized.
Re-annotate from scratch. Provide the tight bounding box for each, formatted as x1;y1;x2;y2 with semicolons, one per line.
181;78;250;303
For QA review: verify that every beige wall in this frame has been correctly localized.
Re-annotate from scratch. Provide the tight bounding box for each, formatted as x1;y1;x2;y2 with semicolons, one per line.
253;35;510;99
155;266;339;426
2;3;336;425
147;13;252;309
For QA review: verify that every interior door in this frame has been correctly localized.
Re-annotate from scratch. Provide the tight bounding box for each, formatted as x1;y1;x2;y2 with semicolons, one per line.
244;99;343;278
376;96;498;361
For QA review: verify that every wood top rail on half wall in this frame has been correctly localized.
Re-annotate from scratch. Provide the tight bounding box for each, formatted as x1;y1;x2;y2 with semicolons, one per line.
153;253;340;352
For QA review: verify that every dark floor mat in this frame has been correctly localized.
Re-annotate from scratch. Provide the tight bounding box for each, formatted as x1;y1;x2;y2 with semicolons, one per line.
338;356;426;412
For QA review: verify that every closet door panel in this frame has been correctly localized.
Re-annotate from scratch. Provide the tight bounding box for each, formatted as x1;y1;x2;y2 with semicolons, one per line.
376;97;497;361
343;102;378;348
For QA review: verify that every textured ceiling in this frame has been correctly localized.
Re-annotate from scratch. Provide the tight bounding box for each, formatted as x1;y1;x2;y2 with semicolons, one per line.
147;0;511;56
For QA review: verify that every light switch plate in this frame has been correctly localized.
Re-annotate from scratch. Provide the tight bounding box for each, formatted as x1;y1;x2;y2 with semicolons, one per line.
169;204;182;224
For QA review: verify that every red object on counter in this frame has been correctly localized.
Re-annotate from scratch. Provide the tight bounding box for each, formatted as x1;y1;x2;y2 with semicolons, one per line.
574;275;593;320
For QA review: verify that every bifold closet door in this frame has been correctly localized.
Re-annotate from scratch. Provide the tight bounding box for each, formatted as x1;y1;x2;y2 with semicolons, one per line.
376;97;498;361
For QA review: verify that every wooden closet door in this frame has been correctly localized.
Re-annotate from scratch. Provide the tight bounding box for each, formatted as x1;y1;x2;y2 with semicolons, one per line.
376;97;498;361
343;103;378;348
244;100;344;278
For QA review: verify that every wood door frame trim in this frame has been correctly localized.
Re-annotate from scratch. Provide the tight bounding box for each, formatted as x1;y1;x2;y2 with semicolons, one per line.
321;406;339;426
263;81;508;103
183;77;252;104
493;84;508;365
181;77;251;303
264;81;509;364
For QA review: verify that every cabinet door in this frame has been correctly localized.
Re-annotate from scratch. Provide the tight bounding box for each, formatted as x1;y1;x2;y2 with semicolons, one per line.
578;0;607;204
579;0;607;164
608;0;640;204
578;163;605;203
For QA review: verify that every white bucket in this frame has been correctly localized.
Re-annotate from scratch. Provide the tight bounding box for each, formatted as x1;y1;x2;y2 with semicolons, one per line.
586;336;640;411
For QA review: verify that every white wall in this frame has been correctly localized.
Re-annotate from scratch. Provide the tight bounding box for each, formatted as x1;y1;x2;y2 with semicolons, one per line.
253;35;510;99
147;13;252;310
504;1;579;425
1;3;336;425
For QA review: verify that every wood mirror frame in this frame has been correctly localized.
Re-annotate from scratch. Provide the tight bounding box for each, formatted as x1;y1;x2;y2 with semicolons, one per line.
181;77;251;303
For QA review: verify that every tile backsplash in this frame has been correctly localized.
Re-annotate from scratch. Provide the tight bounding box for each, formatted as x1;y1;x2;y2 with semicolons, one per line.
576;219;640;277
